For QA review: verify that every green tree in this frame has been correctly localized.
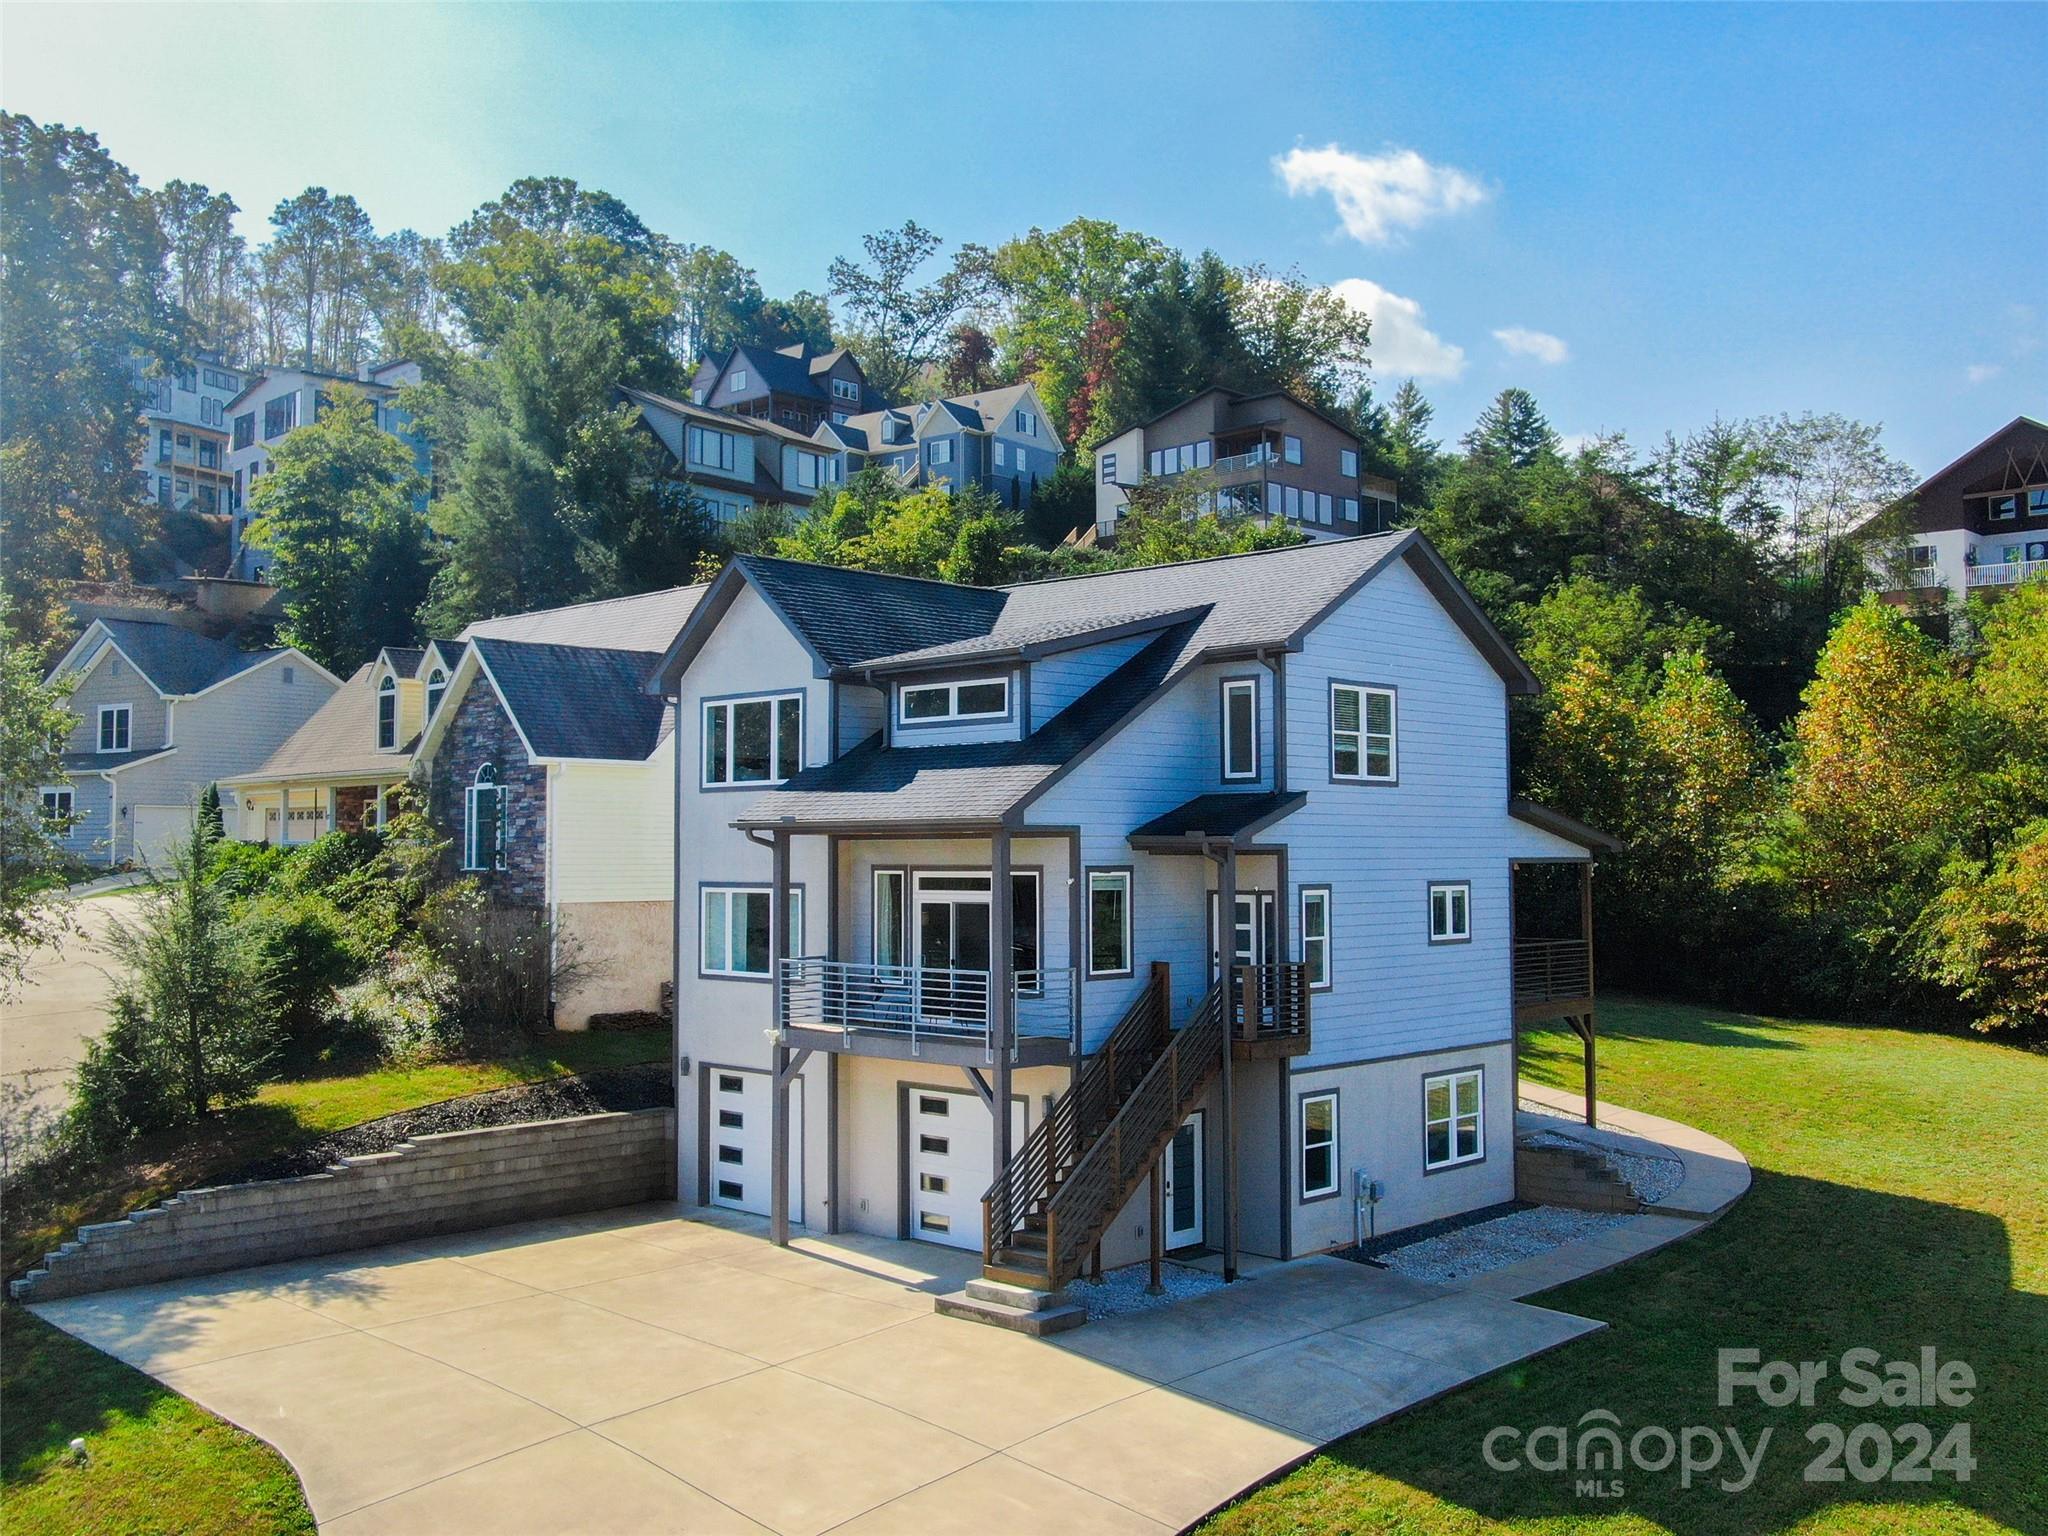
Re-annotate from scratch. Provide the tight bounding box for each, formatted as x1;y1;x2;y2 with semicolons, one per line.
246;388;430;671
0;598;81;997
1106;250;1247;428
1913;823;2048;1037
827;221;992;401
153;179;248;359
1465;387;1559;470
1;114;183;651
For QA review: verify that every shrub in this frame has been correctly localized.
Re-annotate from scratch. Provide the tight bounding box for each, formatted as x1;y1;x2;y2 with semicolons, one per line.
205;838;290;901
278;828;382;896
324;945;460;1064
241;889;365;1063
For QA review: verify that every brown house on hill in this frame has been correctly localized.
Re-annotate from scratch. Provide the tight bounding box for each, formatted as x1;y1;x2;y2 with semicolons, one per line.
1863;416;2048;604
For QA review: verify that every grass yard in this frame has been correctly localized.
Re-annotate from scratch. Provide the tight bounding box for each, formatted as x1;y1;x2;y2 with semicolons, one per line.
1206;998;2045;1536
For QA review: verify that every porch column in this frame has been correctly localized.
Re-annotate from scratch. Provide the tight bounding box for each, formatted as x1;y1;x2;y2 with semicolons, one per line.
770;829;794;1246
990;828;1014;1184
1216;841;1239;1284
1579;862;1597;1128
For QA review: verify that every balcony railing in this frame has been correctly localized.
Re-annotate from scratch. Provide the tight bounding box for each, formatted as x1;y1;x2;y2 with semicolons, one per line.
1513;938;1592;1006
1967;558;2048;588
1230;961;1311;1052
1212;444;1277;474
778;958;1073;1057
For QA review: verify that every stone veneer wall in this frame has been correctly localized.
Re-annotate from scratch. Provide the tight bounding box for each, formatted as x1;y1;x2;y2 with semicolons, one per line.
430;679;546;908
11;1109;674;1303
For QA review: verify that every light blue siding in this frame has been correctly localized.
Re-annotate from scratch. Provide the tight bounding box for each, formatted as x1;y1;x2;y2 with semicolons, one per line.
1028;635;1152;729
835;682;885;753
890;670;1023;747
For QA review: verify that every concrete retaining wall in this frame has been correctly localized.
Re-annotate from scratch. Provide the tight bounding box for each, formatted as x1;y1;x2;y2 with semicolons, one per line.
1515;1139;1641;1213
11;1108;674;1303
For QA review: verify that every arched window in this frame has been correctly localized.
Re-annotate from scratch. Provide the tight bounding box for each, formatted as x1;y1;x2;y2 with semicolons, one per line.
465;763;508;872
426;667;447;721
377;675;397;749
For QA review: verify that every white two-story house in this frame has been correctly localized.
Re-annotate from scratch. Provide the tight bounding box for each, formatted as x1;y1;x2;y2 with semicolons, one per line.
649;535;1611;1299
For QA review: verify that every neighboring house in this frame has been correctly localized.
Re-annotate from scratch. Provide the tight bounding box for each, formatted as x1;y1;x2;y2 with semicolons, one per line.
1093;386;1401;543
42;619;339;866
136;353;243;521
1863;416;2048;606
649;536;1611;1291
412;586;708;1028
690;342;887;433
221;644;458;843
224;360;429;580
621;386;801;529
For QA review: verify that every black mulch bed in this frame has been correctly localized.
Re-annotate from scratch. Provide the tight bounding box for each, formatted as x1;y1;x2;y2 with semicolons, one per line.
1331;1198;1534;1267
213;1065;673;1186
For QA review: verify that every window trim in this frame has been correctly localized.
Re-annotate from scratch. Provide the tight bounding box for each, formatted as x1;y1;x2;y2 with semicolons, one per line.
1298;885;1332;992
1340;447;1360;479
1329;680;1398;785
377;675;398;750
1423;1067;1486;1171
1220;676;1260;783
872;867;907;970
1428;880;1472;945
39;786;75;823
97;703;132;754
463;764;508;872
699;883;804;981
700;691;805;790
728;369;748;393
1085;866;1134;980
895;675;1012;729
425;667;447;720
1299;1089;1340;1200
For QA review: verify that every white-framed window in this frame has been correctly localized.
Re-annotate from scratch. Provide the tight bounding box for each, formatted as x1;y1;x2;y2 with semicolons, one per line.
426;667;447;719
928;438;954;466
1086;868;1133;978
702;693;803;786
993;441;1007;467
1424;1069;1483;1169
464;764;508;871
39;786;74;823
1100;452;1116;483
1301;1091;1338;1197
1015;409;1037;436
873;869;906;969
1284;435;1302;464
728;369;748;394
1331;683;1396;782
688;424;739;472
1299;886;1331;990
1428;881;1471;944
701;886;802;978
97;704;131;753
1341;448;1360;478
1222;677;1258;781
377;675;397;749
793;451;838;490
899;676;1009;725
832;376;859;402
1014;446;1029;475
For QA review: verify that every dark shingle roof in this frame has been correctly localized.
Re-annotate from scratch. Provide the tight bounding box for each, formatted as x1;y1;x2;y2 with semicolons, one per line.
473;639;672;762
742;558;1008;671
86;619;277;694
62;747;175;774
463;585;706;654
733;623;1190;828
378;646;426;678
1130;791;1305;845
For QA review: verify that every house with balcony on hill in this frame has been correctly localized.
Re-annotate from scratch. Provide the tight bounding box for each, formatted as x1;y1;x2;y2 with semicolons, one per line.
648;535;1611;1314
1093;386;1400;544
1861;416;2048;608
691;342;888;433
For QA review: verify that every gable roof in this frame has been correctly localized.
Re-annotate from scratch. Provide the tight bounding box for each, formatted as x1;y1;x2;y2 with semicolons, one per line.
225;663;415;785
462;584;707;655
377;646;426;679
56;618;281;695
471;638;673;762
1122;384;1363;449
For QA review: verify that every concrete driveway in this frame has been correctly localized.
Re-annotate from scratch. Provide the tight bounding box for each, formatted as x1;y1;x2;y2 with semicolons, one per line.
31;1205;1601;1533
3;889;142;1120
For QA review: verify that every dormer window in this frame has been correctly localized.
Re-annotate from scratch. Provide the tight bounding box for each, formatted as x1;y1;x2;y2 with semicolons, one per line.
426;667;447;719
899;677;1009;726
832;377;859;402
377;676;397;749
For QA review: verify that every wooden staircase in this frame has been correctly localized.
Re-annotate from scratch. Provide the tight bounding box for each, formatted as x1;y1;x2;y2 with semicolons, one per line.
982;963;1227;1291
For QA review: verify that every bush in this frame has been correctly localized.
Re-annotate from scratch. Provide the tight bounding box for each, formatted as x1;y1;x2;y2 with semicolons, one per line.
424;892;568;1045
278;829;382;896
204;838;290;902
241;890;366;1063
324;945;459;1064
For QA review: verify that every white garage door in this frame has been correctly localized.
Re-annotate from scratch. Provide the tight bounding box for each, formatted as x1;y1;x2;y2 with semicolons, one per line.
707;1068;803;1222
132;804;193;867
908;1088;1027;1250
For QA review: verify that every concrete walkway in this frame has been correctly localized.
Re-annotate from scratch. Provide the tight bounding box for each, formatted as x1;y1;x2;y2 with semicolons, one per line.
32;1204;1603;1534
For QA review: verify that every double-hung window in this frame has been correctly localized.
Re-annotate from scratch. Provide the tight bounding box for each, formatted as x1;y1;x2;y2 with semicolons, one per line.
1016;409;1037;436
1300;1092;1337;1197
898;677;1008;725
993;441;1007;468
702;886;801;977
1087;869;1133;978
377;676;397;749
929;438;954;467
464;765;508;871
97;704;131;753
39;787;73;823
425;668;447;719
1330;683;1396;782
1424;1069;1483;1169
1428;881;1471;944
702;694;803;786
1299;887;1331;990
1221;678;1258;781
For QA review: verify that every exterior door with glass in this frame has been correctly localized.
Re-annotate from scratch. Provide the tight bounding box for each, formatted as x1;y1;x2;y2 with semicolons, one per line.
1162;1110;1205;1248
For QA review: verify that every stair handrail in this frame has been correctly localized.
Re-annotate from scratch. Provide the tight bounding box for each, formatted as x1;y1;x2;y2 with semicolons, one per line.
982;961;1170;1266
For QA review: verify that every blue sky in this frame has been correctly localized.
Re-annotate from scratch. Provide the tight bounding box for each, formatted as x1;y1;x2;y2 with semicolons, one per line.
5;2;2041;473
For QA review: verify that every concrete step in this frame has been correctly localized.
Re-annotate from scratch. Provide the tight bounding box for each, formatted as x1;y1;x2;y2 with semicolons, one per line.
935;1288;1088;1337
965;1277;1069;1311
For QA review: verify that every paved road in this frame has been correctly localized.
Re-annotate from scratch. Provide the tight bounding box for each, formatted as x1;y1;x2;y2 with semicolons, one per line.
2;891;142;1124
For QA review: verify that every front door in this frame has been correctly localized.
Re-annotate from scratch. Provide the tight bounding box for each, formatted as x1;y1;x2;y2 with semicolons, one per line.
1162;1110;1205;1249
907;1087;1027;1249
915;876;991;1020
1210;891;1277;978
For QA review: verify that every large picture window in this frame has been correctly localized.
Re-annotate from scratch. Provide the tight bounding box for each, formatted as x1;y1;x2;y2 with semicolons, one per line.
1301;1091;1338;1198
464;764;508;871
1222;678;1258;781
898;677;1009;725
1331;682;1396;782
703;693;803;786
687;424;739;471
1424;1069;1484;1169
702;886;802;978
1087;868;1133;978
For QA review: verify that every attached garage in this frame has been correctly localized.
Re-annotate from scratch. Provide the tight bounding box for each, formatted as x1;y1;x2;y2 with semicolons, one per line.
131;803;193;867
905;1087;1027;1250
704;1068;803;1222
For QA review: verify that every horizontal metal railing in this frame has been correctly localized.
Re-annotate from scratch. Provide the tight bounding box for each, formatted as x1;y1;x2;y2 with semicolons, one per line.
1232;961;1311;1044
1513;938;1593;1004
778;958;1072;1056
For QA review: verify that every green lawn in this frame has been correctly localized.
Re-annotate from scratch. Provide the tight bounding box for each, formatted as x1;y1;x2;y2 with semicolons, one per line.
1206;998;2045;1536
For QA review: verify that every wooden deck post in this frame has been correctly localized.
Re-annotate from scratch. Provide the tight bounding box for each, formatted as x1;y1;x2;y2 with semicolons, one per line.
769;829;793;1246
1216;842;1238;1284
1147;1160;1164;1295
991;828;1014;1193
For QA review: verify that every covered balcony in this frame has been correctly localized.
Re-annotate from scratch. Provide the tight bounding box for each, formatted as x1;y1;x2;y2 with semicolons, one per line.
777;958;1075;1068
1512;830;1606;1125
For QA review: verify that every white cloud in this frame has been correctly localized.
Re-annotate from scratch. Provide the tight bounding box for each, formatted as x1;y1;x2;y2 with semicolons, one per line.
1493;326;1570;365
1966;362;2003;385
1329;278;1466;381
1274;144;1489;246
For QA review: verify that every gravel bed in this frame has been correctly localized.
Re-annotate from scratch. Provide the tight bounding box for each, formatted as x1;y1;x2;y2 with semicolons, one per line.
1518;1112;1687;1206
1374;1204;1631;1286
1067;1259;1223;1319
215;1065;673;1185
